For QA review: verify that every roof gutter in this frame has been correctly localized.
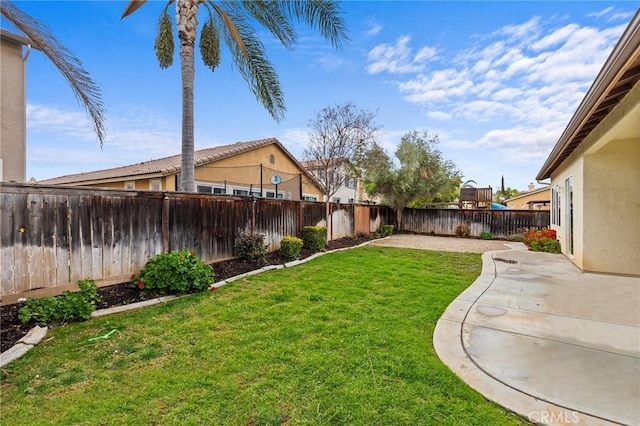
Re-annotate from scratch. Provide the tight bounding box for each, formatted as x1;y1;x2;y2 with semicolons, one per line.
536;9;640;181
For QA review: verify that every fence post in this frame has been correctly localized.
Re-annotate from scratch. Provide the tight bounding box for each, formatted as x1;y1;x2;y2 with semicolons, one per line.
298;201;304;238
162;195;170;253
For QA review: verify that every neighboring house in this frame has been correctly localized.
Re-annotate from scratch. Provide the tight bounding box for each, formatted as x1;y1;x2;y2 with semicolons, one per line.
0;30;32;183
536;10;640;276
505;185;550;210
39;138;324;201
301;158;375;204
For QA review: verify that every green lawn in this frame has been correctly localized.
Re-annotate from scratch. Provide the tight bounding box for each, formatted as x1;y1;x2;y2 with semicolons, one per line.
1;246;528;425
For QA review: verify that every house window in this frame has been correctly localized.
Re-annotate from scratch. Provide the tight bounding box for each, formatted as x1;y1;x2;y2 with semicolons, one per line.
265;191;284;199
150;179;162;191
302;195;318;202
269;154;275;164
332;197;341;203
233;189;249;196
124;181;135;190
346;176;356;189
197;183;226;194
348;198;355;204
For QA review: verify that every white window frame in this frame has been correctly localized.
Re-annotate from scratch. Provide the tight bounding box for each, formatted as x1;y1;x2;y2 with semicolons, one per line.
124;180;135;190
150;179;162;191
196;182;226;195
302;195;318;202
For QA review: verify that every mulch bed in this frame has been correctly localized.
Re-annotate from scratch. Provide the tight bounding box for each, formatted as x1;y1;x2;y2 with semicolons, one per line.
1;235;375;353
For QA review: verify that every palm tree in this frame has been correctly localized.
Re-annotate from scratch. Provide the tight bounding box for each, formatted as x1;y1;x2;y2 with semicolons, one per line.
0;1;106;146
122;0;348;192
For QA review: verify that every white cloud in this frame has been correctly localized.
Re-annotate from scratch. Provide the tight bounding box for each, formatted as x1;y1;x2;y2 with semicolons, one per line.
365;21;383;37
366;36;437;74
588;7;634;22
426;111;453;121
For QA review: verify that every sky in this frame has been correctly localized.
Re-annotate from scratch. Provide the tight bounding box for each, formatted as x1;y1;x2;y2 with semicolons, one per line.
3;1;638;191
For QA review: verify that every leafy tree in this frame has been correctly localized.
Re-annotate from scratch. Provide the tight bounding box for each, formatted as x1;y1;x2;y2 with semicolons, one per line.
494;175;519;204
1;1;105;145
363;130;461;229
303;102;380;227
122;0;348;192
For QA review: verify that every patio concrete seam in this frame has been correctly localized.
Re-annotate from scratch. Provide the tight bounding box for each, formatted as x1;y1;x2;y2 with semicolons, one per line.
451;250;626;425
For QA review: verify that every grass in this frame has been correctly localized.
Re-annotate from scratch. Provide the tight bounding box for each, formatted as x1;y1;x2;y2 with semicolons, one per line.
1;246;528;425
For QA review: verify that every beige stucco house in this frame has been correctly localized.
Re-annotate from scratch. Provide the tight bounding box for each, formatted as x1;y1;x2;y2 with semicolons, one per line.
40;138;324;201
505;186;550;210
0;30;32;183
536;10;640;276
300;158;377;204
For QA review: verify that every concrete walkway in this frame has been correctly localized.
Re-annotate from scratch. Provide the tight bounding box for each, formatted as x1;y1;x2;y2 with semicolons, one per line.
434;243;640;426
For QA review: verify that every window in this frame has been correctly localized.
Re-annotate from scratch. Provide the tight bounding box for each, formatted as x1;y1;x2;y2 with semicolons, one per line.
346;177;356;189
269;154;275;164
197;183;226;194
302;195;318;202
332;197;341;203
551;186;561;226
348;198;355;204
197;185;213;194
124;181;135;190
150;179;162;191
265;191;284;199
233;189;249;196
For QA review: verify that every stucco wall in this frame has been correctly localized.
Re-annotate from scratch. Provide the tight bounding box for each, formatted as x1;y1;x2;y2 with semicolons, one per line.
505;189;550;210
583;138;639;275
0;37;26;182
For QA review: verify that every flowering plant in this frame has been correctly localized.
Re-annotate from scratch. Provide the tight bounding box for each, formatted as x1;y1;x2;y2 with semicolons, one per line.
132;249;214;295
523;227;561;254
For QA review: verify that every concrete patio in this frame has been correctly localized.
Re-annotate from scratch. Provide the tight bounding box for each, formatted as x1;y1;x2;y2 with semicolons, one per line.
434;243;640;425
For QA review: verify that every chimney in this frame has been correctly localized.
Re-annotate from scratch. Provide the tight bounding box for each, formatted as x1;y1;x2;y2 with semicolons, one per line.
528;183;535;191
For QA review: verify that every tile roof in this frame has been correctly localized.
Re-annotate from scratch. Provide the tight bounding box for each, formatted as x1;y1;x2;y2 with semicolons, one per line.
40;138;282;185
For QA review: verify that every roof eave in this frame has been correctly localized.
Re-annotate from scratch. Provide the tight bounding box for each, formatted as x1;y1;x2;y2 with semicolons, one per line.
536;10;640;181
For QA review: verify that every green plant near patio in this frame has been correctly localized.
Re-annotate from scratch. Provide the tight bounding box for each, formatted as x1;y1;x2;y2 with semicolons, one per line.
1;247;528;425
479;231;493;240
132;249;213;295
279;236;303;260
18;279;99;325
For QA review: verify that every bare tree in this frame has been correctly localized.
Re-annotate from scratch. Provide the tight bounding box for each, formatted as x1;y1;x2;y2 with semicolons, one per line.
303;102;380;233
1;1;105;145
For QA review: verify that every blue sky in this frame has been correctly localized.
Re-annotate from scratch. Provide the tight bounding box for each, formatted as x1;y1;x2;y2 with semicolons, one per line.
4;1;638;191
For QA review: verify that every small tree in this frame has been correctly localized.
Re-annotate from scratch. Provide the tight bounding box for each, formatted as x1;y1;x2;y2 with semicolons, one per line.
363;130;461;229
303;102;380;230
494;175;519;205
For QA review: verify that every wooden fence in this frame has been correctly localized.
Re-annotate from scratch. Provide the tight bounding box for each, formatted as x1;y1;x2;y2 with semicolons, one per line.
401;208;550;238
0;183;392;303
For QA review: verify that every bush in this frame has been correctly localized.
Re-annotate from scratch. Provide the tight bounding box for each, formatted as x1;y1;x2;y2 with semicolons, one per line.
523;228;561;254
380;224;394;237
455;223;469;238
235;234;268;264
132;250;214;295
479;231;493;240
303;226;327;251
19;278;100;325
279;236;303;260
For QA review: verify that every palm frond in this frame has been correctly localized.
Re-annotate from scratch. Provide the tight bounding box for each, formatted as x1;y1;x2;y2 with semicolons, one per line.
238;0;296;48
213;3;285;121
121;0;148;19
1;1;106;146
281;0;349;48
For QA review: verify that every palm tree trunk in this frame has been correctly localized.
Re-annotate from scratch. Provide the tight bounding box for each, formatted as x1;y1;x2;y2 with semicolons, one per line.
177;0;199;192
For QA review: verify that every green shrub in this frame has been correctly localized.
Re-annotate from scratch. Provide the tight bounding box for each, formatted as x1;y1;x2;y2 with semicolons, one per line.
380;224;394;237
19;279;100;325
132;250;214;295
302;226;327;251
279;236;303;260
234;234;268;264
479;231;493;240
